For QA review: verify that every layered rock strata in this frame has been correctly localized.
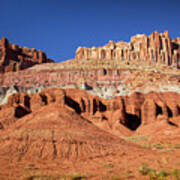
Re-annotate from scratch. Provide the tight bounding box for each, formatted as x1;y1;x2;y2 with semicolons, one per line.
76;31;180;67
1;67;180;102
0;37;53;72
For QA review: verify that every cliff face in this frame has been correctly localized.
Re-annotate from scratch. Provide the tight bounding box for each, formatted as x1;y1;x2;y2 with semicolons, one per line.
1;67;180;99
1;31;180;103
76;31;180;67
1;88;180;135
0;37;54;72
1;32;180;180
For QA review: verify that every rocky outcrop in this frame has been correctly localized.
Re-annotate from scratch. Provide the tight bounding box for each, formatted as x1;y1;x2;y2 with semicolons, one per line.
1;88;180;135
0;37;54;72
76;31;180;68
0;31;180;134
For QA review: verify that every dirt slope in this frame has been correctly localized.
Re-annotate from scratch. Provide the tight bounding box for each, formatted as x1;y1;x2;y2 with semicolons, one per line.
0;101;179;179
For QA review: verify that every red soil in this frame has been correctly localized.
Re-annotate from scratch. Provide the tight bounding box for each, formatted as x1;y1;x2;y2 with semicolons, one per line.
0;88;180;179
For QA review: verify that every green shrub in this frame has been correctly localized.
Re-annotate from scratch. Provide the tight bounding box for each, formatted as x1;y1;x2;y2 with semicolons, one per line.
139;163;151;175
157;169;169;179
23;175;63;180
123;136;148;143
148;169;158;179
141;143;152;148
102;163;114;168
153;144;164;149
139;164;169;180
171;168;180;180
70;173;86;180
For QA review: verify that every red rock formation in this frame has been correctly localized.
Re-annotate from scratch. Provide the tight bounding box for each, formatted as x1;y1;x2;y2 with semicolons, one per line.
0;68;128;87
1;88;180;135
76;31;180;68
0;37;54;72
1;65;178;91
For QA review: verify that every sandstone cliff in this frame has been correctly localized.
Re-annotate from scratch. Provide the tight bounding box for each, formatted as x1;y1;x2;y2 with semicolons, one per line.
0;37;54;72
1;32;180;180
76;31;180;68
1;88;180;136
1;67;180;102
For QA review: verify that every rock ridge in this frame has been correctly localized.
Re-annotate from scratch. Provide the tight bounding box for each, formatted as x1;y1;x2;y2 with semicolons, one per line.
0;37;54;72
76;30;180;68
1;88;180;135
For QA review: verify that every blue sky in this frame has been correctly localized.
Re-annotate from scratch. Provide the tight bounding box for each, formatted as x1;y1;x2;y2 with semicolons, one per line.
0;0;179;62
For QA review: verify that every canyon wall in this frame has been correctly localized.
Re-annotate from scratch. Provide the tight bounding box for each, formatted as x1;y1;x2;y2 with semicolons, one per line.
76;31;180;67
0;37;53;72
1;88;180;134
0;68;126;87
0;67;180;104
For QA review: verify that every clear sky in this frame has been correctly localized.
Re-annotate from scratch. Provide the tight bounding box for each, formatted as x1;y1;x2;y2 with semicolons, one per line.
0;0;179;62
